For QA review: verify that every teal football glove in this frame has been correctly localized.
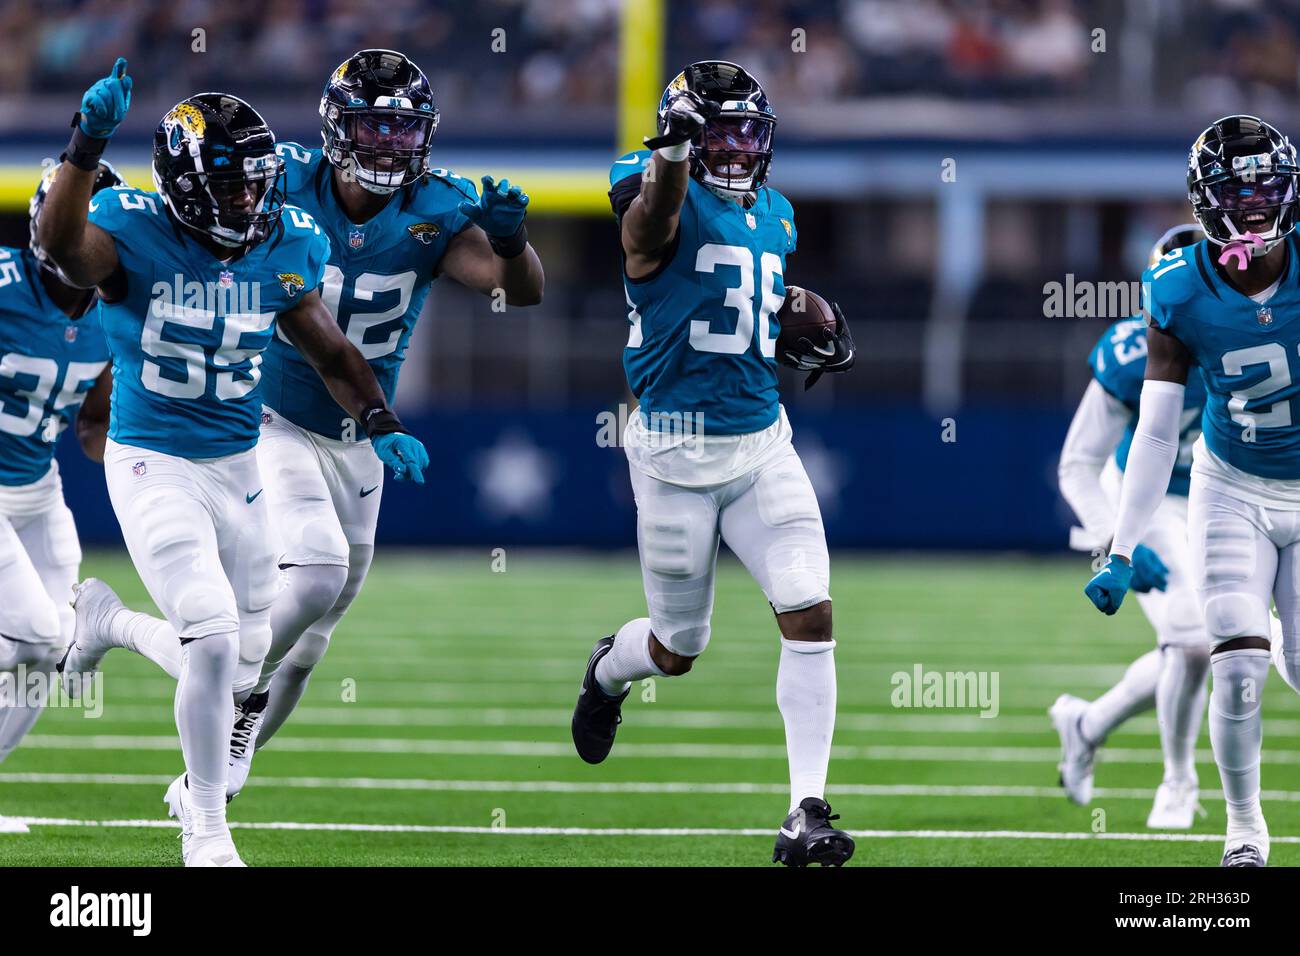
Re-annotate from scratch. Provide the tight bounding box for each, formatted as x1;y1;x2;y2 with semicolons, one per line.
80;57;132;139
458;175;529;238
372;433;428;484
1084;555;1133;615
1129;544;1169;594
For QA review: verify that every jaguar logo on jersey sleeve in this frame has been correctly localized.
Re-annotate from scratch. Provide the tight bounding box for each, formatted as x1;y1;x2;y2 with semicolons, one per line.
277;272;305;297
407;222;441;245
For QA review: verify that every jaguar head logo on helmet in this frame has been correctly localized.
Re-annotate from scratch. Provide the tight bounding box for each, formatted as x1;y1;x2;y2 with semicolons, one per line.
320;49;440;195
152;93;286;250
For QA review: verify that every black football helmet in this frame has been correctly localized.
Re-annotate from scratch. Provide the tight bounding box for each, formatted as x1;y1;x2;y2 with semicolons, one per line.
657;60;776;197
30;159;124;286
1187;115;1300;255
153;93;285;249
1147;222;1205;269
320;49;439;194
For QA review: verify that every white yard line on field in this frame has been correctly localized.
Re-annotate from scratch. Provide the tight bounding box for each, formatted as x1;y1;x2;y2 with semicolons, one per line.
21;734;1300;764
8;817;1300;843
53;704;1300;737
10;772;1300;803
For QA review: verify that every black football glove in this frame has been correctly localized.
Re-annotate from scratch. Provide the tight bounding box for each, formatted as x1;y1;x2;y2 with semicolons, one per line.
782;302;856;391
643;91;720;150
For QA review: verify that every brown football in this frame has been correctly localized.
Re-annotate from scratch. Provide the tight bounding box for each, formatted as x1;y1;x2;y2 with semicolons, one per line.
776;286;836;355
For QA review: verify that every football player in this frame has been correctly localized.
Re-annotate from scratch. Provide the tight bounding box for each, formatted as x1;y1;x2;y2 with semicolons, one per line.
568;61;856;867
42;58;429;866
0;163;121;833
53;50;545;800
1053;224;1212;828
1085;115;1300;866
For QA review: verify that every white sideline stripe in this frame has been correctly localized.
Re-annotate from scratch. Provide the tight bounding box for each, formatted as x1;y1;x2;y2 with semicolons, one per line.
11;817;1300;843
11;772;1300;803
22;734;1300;764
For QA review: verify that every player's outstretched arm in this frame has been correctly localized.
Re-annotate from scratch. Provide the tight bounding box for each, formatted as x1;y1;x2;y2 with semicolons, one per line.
620;91;717;276
278;290;429;482
37;58;130;291
443;175;544;306
1058;379;1130;542
76;367;112;463
1084;325;1191;614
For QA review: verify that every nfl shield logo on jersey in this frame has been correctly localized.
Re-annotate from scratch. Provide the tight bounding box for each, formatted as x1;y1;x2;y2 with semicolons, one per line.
1258;306;1274;326
219;270;234;288
132;461;147;477
349;229;365;249
745;212;757;230
64;325;77;343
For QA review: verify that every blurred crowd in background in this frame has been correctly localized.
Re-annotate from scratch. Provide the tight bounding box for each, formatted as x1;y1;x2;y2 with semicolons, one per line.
2;0;1297;110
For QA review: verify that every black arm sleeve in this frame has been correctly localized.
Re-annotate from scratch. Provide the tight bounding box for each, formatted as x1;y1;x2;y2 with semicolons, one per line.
608;176;641;222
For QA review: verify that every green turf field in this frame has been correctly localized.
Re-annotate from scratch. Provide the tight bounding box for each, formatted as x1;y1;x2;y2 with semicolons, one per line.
2;550;1297;866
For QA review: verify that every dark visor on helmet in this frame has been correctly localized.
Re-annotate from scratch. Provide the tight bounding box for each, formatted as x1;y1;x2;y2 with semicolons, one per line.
701;115;773;154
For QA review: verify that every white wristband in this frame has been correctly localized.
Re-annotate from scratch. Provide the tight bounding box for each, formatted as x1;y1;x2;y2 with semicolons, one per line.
656;142;690;162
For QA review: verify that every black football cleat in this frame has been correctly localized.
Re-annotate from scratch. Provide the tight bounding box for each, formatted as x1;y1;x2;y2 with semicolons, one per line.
773;797;856;867
1221;844;1266;867
571;636;629;765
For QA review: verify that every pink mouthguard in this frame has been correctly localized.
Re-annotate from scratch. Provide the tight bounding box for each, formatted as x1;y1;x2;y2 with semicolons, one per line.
1217;232;1267;271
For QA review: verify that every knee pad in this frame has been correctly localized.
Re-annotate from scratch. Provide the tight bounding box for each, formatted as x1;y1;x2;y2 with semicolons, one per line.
172;583;238;639
650;619;710;659
1203;593;1271;644
766;551;830;615
287;628;331;670
287;563;350;622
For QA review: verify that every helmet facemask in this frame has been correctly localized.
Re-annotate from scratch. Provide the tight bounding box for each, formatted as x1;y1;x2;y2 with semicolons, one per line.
324;104;437;195
158;151;286;249
1197;171;1298;256
691;113;774;198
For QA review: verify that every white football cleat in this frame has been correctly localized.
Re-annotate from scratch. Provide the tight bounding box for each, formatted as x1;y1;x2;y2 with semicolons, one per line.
58;578;124;698
166;773;245;866
226;691;269;801
164;772;196;864
1222;815;1270;867
187;832;246;867
0;816;30;834
1146;780;1203;829
1049;694;1096;805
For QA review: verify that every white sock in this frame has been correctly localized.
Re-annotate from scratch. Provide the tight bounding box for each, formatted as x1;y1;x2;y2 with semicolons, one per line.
1209;648;1270;829
1080;648;1161;744
594;617;663;696
1156;644;1210;785
175;633;238;831
777;637;837;812
108;610;182;679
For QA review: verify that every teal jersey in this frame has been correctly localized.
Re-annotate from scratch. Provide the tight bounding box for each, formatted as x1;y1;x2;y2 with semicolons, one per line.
0;247;109;485
1088;316;1205;497
260;142;476;439
1145;235;1300;479
88;185;330;459
610;150;796;436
